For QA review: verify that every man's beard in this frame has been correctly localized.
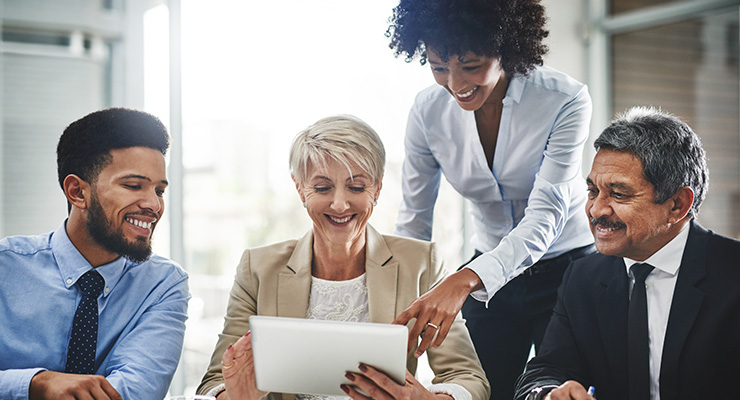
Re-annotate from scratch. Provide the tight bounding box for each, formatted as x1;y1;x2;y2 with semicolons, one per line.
86;192;154;263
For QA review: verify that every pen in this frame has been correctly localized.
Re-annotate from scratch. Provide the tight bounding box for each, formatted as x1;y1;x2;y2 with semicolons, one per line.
587;386;596;397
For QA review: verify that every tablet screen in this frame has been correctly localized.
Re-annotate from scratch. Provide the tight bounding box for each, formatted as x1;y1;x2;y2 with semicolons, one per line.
249;315;408;396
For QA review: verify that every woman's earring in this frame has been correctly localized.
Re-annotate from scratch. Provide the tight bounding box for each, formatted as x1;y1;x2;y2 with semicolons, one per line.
303;201;307;208
373;200;378;206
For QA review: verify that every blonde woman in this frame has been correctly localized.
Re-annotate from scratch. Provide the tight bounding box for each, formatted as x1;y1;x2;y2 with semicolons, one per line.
197;115;489;400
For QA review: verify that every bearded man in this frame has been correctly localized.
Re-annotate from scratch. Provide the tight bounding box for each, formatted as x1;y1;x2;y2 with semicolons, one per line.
0;108;189;400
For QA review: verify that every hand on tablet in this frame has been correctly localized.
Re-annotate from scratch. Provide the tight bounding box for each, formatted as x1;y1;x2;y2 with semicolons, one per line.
392;268;482;357
220;331;268;400
342;365;451;400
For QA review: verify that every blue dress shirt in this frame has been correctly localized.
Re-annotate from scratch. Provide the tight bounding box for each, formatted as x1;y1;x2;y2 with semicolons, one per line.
0;221;189;400
394;65;594;303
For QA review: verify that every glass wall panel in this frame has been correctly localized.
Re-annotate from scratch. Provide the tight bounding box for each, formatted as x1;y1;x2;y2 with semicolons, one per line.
612;8;740;238
2;29;110;237
610;0;691;15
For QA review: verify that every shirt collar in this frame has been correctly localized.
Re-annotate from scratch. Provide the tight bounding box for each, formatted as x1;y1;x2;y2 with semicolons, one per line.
51;220;128;297
506;73;525;103
623;222;690;276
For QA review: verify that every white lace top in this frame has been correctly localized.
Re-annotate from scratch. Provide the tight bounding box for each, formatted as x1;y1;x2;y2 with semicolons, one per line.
306;273;370;322
297;274;369;400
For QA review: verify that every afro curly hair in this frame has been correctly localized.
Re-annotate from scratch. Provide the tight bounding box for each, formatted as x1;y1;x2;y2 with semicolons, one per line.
386;0;549;77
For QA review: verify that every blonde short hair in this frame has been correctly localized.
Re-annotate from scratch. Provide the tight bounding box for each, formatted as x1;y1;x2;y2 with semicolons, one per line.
289;115;386;184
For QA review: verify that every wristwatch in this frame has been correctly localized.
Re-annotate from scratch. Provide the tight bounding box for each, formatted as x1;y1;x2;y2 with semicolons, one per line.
525;385;559;400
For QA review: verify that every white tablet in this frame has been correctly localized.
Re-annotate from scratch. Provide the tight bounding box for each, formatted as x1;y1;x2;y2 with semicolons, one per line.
249;315;408;396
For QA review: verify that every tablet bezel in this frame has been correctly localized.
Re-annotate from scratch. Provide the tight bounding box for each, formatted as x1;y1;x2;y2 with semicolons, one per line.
249;315;408;396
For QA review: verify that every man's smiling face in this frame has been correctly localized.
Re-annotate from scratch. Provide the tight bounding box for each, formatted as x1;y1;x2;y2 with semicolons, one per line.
586;149;676;261
86;147;167;262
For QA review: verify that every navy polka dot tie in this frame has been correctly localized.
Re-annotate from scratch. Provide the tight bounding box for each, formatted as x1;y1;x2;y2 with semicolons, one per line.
65;269;105;374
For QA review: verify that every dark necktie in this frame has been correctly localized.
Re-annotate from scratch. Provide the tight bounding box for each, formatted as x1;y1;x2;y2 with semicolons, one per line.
628;263;654;400
65;269;105;374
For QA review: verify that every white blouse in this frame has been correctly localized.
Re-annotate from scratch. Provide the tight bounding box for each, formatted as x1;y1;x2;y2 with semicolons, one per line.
297;274;369;400
395;66;595;302
306;274;370;323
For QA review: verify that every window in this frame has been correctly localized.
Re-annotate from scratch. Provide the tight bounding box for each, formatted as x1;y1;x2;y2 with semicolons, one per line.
161;0;467;393
607;0;740;237
612;7;740;236
610;0;694;14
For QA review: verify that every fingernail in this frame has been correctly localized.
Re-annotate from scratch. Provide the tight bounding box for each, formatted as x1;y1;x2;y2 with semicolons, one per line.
345;372;355;381
358;363;367;372
228;344;233;350
245;331;251;337
341;384;350;394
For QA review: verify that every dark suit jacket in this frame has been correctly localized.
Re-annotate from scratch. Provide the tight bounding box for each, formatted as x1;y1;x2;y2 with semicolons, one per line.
515;221;740;400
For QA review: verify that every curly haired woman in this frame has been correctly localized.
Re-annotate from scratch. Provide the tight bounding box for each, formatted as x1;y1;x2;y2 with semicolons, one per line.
386;1;596;399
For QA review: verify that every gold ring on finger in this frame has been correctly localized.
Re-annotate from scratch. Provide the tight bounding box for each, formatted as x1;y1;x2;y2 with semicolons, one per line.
222;360;235;369
426;322;439;330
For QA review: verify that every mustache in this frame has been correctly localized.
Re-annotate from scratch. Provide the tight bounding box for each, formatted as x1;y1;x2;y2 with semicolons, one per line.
590;216;626;230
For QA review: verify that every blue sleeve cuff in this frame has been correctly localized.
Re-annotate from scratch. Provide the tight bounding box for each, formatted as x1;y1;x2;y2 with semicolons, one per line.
0;368;47;400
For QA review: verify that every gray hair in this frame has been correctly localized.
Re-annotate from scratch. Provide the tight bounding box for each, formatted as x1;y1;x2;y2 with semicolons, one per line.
289;115;386;184
594;106;708;218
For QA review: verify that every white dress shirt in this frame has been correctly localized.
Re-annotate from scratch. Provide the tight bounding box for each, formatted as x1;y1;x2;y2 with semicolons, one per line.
394;66;594;302
623;222;690;400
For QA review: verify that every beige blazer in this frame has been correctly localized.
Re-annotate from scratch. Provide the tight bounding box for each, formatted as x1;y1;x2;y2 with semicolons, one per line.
198;225;489;400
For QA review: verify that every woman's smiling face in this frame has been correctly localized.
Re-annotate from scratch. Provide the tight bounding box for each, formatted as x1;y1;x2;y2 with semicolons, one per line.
296;158;381;248
427;48;505;111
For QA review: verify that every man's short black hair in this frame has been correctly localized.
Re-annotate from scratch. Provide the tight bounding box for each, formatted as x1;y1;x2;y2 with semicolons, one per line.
57;107;170;189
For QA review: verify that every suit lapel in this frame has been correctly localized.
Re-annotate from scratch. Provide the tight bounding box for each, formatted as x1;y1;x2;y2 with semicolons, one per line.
659;222;708;399
596;257;630;389
277;230;313;318
365;225;398;323
276;226;399;322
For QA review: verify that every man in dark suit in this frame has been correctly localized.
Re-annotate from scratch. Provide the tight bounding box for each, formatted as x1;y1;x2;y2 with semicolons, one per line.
515;106;740;400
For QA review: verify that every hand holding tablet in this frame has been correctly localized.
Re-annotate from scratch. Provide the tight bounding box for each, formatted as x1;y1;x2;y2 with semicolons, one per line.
220;330;268;400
